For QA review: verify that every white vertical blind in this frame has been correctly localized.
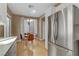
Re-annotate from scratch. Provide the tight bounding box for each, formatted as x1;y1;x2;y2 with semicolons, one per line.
24;19;30;33
34;19;37;34
23;18;37;34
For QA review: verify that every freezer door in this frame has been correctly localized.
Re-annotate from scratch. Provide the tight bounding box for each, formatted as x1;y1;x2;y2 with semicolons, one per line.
48;42;73;56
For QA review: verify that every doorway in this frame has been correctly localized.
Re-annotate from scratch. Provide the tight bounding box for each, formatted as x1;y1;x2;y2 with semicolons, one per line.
48;16;52;42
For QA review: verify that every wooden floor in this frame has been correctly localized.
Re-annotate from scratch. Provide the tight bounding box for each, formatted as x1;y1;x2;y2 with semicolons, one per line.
16;39;48;56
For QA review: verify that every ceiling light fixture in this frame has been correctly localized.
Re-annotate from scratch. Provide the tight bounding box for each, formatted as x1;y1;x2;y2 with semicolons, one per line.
28;4;36;14
27;19;33;22
32;9;36;14
28;5;34;8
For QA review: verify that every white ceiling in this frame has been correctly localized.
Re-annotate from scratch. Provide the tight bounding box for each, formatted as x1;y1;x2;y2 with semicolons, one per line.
8;3;54;17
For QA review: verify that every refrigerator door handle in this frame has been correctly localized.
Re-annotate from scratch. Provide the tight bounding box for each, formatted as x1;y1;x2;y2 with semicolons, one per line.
53;13;58;41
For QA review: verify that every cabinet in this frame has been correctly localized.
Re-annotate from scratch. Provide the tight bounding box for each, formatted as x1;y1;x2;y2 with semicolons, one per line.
5;41;16;56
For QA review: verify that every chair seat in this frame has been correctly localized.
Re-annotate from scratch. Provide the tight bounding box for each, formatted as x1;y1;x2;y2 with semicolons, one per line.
27;33;34;41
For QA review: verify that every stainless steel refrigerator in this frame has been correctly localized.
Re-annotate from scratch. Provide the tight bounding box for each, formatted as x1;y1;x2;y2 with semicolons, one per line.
48;5;76;56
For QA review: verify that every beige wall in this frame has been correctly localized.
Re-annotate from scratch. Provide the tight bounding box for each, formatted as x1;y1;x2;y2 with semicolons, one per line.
11;15;21;36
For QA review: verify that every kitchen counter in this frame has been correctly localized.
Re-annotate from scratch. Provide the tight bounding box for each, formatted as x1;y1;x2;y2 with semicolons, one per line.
0;36;17;56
